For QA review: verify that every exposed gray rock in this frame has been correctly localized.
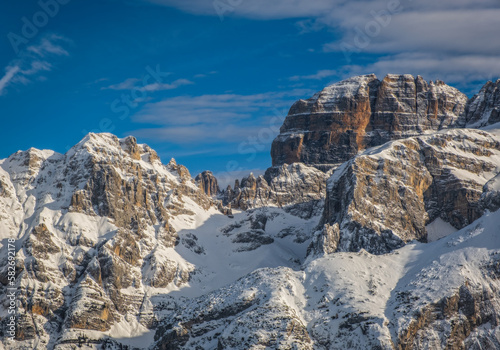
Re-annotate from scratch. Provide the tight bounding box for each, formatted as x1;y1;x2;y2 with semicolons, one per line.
222;164;328;218
481;173;500;213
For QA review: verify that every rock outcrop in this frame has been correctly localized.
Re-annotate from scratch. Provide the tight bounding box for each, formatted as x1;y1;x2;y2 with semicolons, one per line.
466;79;500;127
222;164;328;218
0;133;217;348
271;74;468;168
153;268;313;350
481;173;500;213
195;170;220;196
312;129;500;255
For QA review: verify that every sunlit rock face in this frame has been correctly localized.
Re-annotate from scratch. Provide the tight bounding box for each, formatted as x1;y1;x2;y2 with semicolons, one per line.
271;74;468;169
0;133;216;348
195;170;220;197
221;164;328;218
311;129;500;255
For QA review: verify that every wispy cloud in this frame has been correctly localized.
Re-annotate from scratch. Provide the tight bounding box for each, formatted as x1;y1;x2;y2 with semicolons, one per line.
103;76;194;92
142;0;333;19
142;78;193;91
0;34;70;96
315;2;500;86
129;89;313;146
104;77;141;90
289;69;338;81
103;70;215;92
321;6;500;57
0;67;21;94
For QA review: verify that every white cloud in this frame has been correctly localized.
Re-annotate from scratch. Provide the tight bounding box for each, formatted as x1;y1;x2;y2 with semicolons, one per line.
132;123;267;144
0;34;70;96
0;66;20;94
323;8;500;57
316;2;500;87
132;89;312;125
142;78;193;91
27;36;70;56
104;78;141;90
142;0;334;19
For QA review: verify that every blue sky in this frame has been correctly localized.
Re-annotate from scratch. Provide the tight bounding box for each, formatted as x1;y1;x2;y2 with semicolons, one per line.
1;0;499;180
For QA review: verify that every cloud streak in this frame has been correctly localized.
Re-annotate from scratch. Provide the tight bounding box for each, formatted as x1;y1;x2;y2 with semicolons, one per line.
142;0;334;19
103;76;194;92
129;89;313;147
289;69;338;81
0;34;70;96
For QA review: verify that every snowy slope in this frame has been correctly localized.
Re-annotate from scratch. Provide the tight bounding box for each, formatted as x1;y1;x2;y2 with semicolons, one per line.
151;209;500;349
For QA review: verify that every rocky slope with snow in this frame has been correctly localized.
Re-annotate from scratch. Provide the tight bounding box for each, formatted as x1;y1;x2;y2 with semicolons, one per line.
466;79;500;128
0;133;318;349
310;128;500;255
220;163;329;218
1;75;500;350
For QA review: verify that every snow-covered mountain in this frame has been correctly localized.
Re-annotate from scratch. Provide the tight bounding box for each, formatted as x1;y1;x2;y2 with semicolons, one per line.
1;75;500;349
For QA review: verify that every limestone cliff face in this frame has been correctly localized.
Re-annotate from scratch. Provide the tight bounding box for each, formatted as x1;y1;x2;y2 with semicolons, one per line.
271;74;468;168
312;129;500;255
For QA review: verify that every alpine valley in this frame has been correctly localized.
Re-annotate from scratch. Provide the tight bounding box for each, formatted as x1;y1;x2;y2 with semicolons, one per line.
2;74;500;350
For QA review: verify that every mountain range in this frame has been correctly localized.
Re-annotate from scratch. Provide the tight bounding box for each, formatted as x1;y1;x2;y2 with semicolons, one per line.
1;74;500;349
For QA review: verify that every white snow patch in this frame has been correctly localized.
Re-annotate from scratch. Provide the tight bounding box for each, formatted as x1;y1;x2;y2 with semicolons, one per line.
426;218;458;242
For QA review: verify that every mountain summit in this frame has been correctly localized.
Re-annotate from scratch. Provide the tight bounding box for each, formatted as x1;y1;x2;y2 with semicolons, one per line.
1;75;500;349
271;74;499;169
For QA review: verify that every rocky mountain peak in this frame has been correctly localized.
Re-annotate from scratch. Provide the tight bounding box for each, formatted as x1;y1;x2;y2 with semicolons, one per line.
195;170;220;196
166;157;192;181
66;132;161;166
271;74;468;169
310;73;377;104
